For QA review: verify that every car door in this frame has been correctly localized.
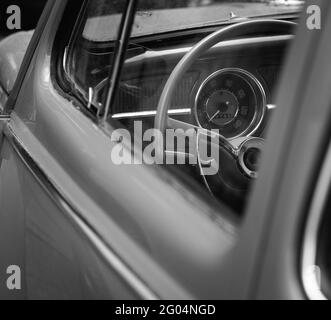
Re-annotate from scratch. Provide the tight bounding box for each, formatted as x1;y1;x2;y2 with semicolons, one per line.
0;0;238;300
0;0;158;300
0;0;53;300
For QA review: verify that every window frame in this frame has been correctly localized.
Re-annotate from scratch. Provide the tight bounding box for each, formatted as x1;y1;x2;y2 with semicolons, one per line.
301;141;331;300
55;0;137;123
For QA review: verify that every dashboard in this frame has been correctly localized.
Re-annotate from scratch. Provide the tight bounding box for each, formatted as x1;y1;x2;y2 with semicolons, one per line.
112;33;292;140
62;19;295;214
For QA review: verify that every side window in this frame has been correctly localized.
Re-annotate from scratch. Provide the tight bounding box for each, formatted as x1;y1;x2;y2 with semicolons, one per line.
64;1;303;218
65;0;126;115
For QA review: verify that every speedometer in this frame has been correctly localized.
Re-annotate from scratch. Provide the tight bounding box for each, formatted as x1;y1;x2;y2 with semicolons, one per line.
194;68;266;139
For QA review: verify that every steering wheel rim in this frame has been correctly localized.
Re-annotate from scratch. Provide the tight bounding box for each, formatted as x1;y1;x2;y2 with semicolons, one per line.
155;19;295;157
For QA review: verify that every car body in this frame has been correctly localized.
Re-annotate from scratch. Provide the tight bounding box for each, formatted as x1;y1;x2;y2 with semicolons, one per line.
0;0;330;300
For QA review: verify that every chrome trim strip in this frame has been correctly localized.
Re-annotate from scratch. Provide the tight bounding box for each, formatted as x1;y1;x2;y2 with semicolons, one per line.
194;68;267;140
301;142;331;300
3;123;158;300
112;108;191;120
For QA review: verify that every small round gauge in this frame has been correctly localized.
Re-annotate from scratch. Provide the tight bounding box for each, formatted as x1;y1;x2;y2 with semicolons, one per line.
194;68;266;139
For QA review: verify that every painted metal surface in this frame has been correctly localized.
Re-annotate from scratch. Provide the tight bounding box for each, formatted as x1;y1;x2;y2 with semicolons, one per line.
0;0;237;299
0;31;33;94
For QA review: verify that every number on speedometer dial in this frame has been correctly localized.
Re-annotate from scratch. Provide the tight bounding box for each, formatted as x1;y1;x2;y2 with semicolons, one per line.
194;68;266;139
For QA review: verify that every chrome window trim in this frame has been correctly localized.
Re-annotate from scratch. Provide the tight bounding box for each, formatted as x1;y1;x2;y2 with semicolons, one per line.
3;123;159;300
301;142;331;300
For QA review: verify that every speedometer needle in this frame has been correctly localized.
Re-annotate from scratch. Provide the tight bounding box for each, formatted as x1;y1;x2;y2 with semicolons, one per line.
209;110;220;122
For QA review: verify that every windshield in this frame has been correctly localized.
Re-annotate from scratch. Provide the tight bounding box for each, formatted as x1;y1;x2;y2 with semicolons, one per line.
83;0;304;41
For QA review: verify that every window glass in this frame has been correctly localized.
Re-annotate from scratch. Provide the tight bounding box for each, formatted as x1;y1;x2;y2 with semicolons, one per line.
67;0;305;216
66;0;126;114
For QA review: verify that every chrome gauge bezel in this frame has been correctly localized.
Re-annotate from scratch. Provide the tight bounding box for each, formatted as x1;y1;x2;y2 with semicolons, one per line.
194;68;267;140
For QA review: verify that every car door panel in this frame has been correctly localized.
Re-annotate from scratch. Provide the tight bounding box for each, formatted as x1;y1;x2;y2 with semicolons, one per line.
0;138;141;299
0;0;237;299
0;139;25;300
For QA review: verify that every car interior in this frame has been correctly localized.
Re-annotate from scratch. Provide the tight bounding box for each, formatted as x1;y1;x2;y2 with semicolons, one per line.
60;0;301;216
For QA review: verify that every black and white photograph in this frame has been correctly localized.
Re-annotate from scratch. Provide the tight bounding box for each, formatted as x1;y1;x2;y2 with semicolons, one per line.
0;0;329;305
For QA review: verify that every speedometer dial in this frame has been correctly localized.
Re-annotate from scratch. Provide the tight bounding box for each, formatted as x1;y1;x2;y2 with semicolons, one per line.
194;68;266;139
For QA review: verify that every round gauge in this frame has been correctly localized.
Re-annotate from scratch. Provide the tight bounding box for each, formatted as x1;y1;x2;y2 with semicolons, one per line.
194;68;266;139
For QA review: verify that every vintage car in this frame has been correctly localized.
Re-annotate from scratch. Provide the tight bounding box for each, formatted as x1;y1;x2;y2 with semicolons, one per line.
0;0;330;300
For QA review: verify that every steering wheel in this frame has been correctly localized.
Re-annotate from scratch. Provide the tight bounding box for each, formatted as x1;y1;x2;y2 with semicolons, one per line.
154;19;295;208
